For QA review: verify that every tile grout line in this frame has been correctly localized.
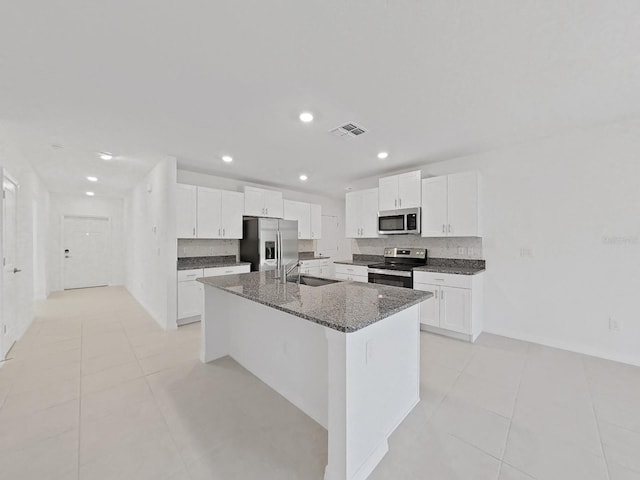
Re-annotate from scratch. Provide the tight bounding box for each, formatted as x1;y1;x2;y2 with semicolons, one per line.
582;356;612;480
122;321;193;479
77;319;84;480
495;342;530;480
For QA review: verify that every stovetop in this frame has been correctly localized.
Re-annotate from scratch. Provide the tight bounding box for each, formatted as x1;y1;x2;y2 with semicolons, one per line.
368;262;425;272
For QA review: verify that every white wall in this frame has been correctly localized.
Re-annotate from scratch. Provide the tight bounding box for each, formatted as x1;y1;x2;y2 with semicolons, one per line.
47;193;125;292
177;169;351;260
357;119;640;366
0;122;50;346
125;157;178;330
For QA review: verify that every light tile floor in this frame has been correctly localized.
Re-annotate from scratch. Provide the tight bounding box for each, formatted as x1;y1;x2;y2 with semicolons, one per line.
0;286;639;479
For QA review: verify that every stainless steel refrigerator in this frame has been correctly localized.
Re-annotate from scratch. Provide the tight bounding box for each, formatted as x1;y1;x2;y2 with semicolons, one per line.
240;218;298;272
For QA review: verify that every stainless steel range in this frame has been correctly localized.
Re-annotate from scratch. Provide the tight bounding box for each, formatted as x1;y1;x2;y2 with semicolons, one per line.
367;247;427;288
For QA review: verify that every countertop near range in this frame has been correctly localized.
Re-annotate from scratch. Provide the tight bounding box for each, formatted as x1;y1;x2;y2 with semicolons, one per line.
413;265;485;275
198;271;431;333
413;258;486;276
298;252;331;260
177;255;251;271
333;260;376;267
333;254;384;267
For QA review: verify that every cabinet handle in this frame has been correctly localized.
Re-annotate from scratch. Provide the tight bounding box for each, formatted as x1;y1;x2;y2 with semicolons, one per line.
218;228;221;236
193;227;196;236
399;198;402;207
266;208;269;215
434;290;437;299
442;224;445;233
448;224;452;233
394;199;397;207
223;228;225;236
435;278;445;282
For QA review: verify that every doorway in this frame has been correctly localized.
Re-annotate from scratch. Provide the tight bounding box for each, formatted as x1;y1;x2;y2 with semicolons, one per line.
63;216;111;290
2;171;19;359
317;215;339;258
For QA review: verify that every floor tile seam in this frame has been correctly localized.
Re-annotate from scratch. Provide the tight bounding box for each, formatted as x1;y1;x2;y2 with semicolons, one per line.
77;319;84;477
121;317;192;475
582;355;612;480
426;367;463;421
0;425;80;456
499;460;536;479
497;341;531;479
446;431;505;466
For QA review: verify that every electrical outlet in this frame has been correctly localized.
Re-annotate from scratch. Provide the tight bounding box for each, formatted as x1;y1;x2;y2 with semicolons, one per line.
520;247;534;258
609;318;621;332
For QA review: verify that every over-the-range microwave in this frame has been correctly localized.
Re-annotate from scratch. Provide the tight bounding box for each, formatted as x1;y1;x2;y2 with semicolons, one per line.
378;208;421;235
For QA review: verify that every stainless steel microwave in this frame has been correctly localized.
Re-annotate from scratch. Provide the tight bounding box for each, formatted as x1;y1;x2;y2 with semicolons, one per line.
378;208;421;235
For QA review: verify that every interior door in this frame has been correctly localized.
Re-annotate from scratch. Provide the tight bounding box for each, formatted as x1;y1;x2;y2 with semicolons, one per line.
196;187;222;238
63;216;110;289
317;215;338;258
2;174;19;358
421;176;448;237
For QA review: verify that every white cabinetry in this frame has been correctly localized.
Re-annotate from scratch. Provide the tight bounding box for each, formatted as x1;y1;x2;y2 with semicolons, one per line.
309;203;322;239
177;264;250;325
334;264;368;283
413;271;483;341
244;186;283;218
378;170;421;210
284;201;323;240
299;259;330;277
177;184;244;239
421;171;480;237
176;184;198;238
345;188;379;238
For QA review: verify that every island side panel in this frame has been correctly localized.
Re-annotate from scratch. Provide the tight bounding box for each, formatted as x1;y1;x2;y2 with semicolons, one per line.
324;304;421;480
202;285;329;429
201;285;232;363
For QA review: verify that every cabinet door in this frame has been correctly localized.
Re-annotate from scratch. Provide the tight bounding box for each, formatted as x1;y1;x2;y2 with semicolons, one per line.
398;170;422;208
447;171;478;237
197;187;222;238
284;201;310;239
264;190;283;218
244;187;264;216
221;191;244;239
345;192;361;238
421;177;448;237
176;184;197;238
178;280;203;319
310;204;322;239
378;175;399;210
440;286;471;334
414;283;439;327
361;188;380;238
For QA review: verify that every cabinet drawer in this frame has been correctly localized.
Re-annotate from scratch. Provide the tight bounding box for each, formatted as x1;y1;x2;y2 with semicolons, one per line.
178;269;203;282
334;264;368;277
413;271;472;289
203;265;250;277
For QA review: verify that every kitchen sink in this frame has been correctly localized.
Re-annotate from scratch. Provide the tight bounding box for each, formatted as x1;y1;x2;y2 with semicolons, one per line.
288;275;341;287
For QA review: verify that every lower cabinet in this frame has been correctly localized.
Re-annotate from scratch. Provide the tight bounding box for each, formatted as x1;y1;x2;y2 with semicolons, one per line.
177;264;250;325
299;259;331;277
333;263;369;283
413;271;483;342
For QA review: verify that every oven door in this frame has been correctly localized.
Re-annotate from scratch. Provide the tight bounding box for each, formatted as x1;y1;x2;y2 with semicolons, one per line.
367;269;413;289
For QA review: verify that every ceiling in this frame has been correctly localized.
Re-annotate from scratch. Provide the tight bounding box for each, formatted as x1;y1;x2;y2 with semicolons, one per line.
1;1;639;198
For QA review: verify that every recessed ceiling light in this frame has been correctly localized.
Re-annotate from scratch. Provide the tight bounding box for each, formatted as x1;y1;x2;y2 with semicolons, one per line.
87;176;98;182
222;155;233;163
86;191;95;196
377;152;389;159
99;152;113;160
299;112;314;123
299;174;308;181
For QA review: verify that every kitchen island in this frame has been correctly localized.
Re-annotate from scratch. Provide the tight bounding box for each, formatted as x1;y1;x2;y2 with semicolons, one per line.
198;271;431;480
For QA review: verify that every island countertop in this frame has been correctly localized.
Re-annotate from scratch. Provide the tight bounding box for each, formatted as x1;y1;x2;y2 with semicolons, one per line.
198;271;431;333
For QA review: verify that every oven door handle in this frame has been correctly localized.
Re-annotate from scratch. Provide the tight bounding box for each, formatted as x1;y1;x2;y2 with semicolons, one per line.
367;268;413;278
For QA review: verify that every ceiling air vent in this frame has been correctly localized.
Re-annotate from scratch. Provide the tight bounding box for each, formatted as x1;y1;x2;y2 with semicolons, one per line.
329;122;368;139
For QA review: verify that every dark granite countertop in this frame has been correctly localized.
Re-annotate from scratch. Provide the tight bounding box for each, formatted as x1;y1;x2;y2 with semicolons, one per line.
333;260;376;267
298;252;331;260
413;258;486;275
198;271;431;333
177;256;251;271
412;265;485;275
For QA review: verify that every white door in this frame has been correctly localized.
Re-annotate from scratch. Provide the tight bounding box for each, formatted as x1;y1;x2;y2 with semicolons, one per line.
63;216;110;289
421;177;448;237
361;188;380;238
378;175;398;210
309;204;322;239
440;286;472;334
414;284;439;327
221;191;244;239
345;192;361;238
176;184;197;238
2;174;19;358
447;171;478;237
398;171;422;208
317;215;338;258
197;187;222;238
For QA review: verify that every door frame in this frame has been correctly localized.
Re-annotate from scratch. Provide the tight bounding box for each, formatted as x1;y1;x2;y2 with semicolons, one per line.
60;214;113;290
1;168;20;362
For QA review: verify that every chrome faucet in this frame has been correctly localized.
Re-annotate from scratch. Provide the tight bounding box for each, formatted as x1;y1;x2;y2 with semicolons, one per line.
280;260;301;284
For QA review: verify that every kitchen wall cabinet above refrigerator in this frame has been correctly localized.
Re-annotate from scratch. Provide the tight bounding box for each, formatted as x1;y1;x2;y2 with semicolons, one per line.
243;186;284;218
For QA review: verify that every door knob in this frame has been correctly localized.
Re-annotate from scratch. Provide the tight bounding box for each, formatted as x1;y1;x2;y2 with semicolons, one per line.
13;268;22;273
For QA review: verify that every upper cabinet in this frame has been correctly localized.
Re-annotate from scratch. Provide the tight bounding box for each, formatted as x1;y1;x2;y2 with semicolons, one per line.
421;171;480;237
378;170;421;210
346;188;379;238
283;200;322;239
176;184;244;239
244;186;283;218
176;184;198;238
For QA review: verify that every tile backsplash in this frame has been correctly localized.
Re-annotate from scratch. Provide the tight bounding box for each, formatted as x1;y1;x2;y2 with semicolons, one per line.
178;239;239;259
352;236;483;259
